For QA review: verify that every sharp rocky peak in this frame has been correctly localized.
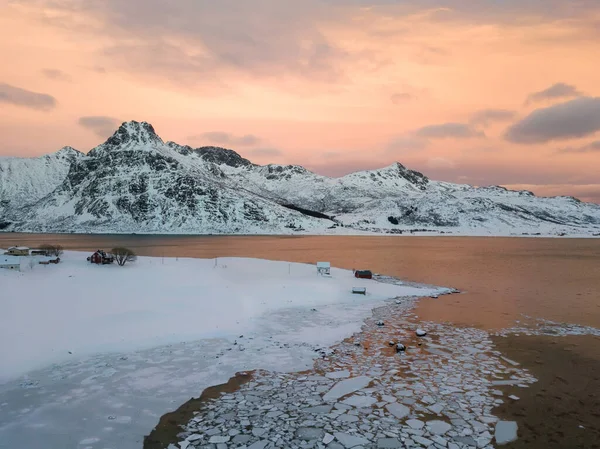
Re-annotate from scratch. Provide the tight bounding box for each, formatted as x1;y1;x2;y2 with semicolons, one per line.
101;121;163;149
361;161;429;189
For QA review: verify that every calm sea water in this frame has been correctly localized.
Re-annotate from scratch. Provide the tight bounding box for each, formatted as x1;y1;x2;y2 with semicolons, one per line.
1;234;599;329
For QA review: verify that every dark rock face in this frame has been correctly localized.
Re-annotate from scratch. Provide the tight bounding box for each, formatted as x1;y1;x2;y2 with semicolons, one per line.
194;147;253;168
166;142;193;156
264;165;309;181
390;162;429;190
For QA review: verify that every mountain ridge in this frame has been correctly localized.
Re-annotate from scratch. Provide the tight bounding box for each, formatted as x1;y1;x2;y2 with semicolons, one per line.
1;120;599;236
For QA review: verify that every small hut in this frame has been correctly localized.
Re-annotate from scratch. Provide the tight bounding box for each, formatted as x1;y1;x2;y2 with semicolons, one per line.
354;270;373;279
316;261;331;276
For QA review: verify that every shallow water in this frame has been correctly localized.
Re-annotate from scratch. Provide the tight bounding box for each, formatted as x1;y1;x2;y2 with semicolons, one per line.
2;234;599;329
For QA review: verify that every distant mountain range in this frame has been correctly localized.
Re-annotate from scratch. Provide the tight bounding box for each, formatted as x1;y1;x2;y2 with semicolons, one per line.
1;121;599;236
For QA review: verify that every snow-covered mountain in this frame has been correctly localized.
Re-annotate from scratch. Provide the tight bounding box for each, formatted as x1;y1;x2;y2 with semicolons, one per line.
0;147;82;221
1;121;599;236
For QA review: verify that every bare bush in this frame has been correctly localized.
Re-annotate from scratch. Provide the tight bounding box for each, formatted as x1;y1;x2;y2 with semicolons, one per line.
111;247;137;266
38;244;64;257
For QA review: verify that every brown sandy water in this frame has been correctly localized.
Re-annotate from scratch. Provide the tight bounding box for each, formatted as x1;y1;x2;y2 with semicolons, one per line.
491;335;600;449
143;371;255;449
2;234;600;447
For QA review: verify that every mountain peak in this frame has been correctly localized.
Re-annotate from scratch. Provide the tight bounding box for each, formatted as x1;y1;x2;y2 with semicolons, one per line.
49;146;84;163
55;146;82;156
104;121;163;148
370;161;429;189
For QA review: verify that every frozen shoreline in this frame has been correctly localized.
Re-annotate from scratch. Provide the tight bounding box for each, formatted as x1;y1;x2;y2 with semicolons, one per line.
1;230;599;238
0;252;449;449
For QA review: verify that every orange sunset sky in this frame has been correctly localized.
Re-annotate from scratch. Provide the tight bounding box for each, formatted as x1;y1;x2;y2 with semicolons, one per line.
1;0;599;202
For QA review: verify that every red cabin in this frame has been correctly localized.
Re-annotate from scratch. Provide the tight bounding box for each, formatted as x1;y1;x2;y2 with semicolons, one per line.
89;252;102;264
87;250;114;265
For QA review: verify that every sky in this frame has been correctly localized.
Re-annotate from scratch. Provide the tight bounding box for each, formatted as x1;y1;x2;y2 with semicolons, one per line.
1;0;599;203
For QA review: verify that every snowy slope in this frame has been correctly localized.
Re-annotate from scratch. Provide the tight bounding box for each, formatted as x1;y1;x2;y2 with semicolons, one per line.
0;147;82;221
1;120;600;235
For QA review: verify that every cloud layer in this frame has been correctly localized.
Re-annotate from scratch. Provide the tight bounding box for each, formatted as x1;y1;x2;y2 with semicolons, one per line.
470;109;516;126
558;140;600;154
41;69;71;82
526;82;582;104
0;83;56;111
248;147;283;157
78;116;120;138
191;132;261;146
414;123;485;139
505;97;600;144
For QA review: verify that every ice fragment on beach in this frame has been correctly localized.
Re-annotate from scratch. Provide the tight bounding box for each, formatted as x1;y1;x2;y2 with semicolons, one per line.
377;437;403;448
385;402;410;419
501;356;520;366
413;435;434;447
406;419;425;429
426;420;452;435
323;376;372;401
323;433;335;444
428;403;444;414
304;405;333;414
491;380;522;386
508;395;520;400
334;432;369;447
342;395;377;408
232;435;252;444
296;427;325;440
208;435;230;443
338;414;360;423
416;329;427;337
495;421;518;445
247;440;270;449
326;370;351;379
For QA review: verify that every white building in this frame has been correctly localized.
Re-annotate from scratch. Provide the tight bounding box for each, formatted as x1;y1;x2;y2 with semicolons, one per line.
0;255;21;271
6;246;29;256
316;261;331;276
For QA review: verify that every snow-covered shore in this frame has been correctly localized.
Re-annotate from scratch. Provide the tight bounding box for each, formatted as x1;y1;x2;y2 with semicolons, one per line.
0;252;448;449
